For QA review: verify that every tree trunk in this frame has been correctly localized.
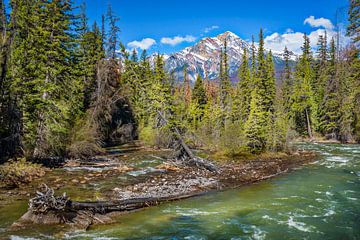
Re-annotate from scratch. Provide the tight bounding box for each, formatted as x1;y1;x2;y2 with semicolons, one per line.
305;108;313;139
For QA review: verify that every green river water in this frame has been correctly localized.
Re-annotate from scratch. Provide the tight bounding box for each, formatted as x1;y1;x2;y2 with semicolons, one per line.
0;143;359;239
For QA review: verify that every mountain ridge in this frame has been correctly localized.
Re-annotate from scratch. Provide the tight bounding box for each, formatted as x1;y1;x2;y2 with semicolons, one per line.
150;31;296;82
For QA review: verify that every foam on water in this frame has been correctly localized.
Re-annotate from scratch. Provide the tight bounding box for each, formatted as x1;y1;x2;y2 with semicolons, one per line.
286;217;315;233
127;167;164;177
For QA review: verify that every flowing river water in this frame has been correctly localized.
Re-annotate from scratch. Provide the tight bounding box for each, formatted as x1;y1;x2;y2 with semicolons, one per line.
1;143;359;239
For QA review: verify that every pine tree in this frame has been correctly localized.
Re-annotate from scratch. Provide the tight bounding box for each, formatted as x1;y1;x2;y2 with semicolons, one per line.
251;35;256;76
220;38;231;106
244;88;267;152
183;66;192;106
106;4;120;59
347;0;360;46
291;34;317;138
234;47;251;122
264;50;276;112
281;47;293;114
8;0;82;157
319;38;340;139
244;29;276;152
193;74;207;108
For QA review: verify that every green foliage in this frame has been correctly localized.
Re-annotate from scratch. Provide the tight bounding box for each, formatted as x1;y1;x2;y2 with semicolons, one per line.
347;0;360;46
233;48;251;122
193;74;207;108
291;34;317;138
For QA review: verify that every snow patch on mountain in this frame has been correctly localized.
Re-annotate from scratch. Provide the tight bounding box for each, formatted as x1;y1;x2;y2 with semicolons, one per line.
150;31;297;82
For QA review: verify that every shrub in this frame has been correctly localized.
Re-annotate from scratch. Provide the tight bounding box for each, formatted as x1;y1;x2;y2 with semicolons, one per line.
0;158;45;188
67;118;105;159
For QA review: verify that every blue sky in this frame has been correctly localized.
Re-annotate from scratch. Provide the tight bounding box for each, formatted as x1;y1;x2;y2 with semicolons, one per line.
78;0;349;54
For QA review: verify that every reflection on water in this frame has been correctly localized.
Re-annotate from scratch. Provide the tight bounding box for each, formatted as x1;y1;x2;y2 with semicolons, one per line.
1;143;360;239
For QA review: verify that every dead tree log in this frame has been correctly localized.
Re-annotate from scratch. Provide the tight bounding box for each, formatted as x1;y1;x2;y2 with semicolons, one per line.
28;184;204;215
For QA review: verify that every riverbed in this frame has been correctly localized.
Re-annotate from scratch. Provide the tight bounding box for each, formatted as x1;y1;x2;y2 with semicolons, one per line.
1;143;359;239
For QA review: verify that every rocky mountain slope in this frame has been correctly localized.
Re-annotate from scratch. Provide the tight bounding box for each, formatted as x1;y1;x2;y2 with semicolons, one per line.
151;31;296;82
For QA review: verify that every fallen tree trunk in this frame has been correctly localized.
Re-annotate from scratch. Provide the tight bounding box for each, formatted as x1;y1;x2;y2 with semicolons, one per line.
69;193;202;213
12;184;208;229
29;184;205;215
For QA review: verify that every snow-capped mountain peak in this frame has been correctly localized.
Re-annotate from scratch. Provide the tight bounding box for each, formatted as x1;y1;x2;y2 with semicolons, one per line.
150;31;295;82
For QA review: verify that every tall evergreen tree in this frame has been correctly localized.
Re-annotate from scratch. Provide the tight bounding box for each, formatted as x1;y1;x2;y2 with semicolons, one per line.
106;4;120;59
193;74;207;108
281;47;293;114
347;0;360;46
291;34;316;138
244;29;276;152
319;38;341;138
234;47;251;122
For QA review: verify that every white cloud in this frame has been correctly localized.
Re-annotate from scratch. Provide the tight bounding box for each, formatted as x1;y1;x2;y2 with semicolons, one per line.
264;28;339;55
161;35;196;46
204;25;219;33
261;15;350;55
304;16;334;30
127;38;156;50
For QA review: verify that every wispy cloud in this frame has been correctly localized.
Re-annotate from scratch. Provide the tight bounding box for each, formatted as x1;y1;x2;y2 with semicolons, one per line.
127;38;156;50
304;16;334;30
204;25;219;33
161;35;196;46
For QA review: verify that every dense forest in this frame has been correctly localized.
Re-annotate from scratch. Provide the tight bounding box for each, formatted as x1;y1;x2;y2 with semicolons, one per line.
0;0;359;164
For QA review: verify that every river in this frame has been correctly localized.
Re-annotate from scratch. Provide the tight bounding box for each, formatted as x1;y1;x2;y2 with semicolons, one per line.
1;143;359;239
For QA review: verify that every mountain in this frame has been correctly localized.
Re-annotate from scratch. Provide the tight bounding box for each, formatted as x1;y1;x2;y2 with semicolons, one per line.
151;31;296;82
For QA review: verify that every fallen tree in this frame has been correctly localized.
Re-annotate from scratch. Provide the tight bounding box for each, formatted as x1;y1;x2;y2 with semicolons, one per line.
29;184;205;214
11;184;207;229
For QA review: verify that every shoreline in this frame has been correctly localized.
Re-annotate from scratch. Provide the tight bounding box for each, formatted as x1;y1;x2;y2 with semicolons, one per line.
10;149;318;230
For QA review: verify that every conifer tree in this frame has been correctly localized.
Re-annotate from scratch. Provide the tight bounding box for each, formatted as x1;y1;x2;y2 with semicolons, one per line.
183;66;192;106
220;38;231;106
106;4;120;59
234;47;251;122
251;35;256;76
281;47;293;114
244;29;276;152
347;0;360;46
264;50;276;112
291;34;317;138
193;74;207;108
319;38;340;138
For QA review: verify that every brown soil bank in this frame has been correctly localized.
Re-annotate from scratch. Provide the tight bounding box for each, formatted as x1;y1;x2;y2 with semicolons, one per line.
12;151;317;230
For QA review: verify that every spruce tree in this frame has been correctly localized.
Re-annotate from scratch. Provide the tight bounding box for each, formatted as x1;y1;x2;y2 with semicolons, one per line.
281;47;293;114
244;29;276;152
193;74;207;108
319;38;340;139
106;4;120;59
234;47;251;122
291;34;317;138
347;0;360;46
